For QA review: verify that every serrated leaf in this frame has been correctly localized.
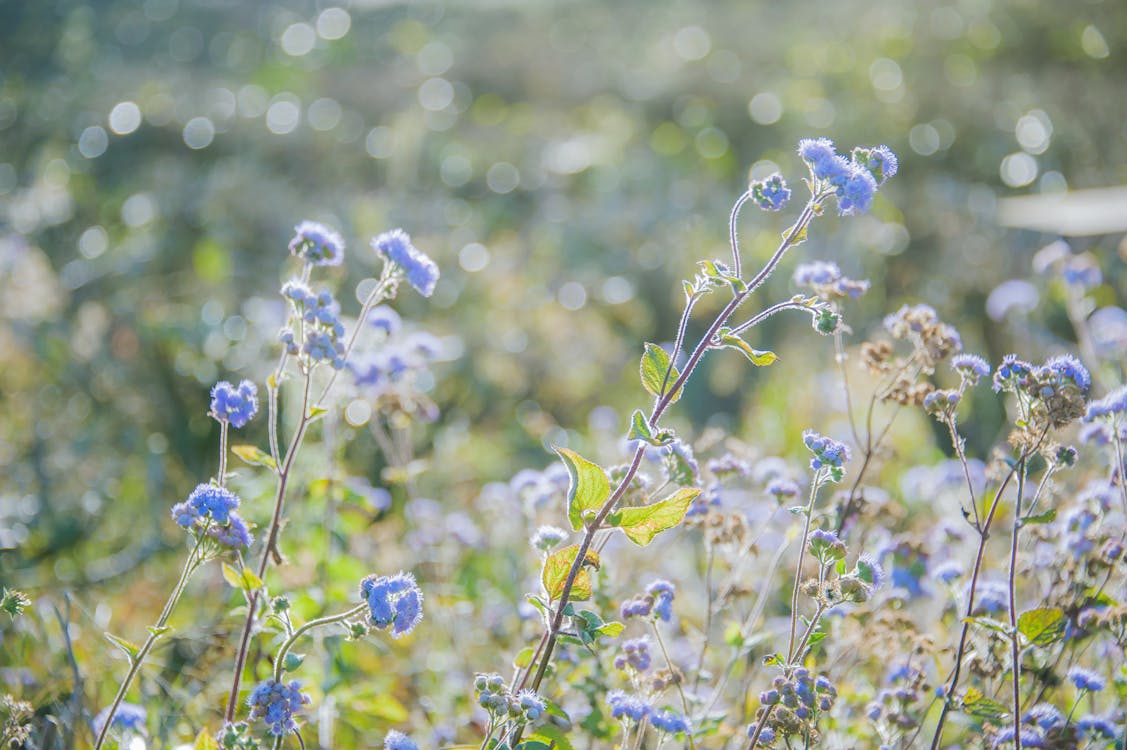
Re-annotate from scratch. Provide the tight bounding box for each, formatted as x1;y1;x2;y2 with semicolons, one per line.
718;332;778;366
554;447;609;531
606;488;699;546
1017;607;1066;647
194;730;219;750
640;343;681;403
594;621;625;638
541;545;600;602
962;687;1009;720
1023;508;1057;526
104;632;141;661
231;444;277;470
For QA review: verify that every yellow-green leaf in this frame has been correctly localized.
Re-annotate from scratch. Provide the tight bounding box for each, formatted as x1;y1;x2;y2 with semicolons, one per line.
606;487;699;545
541;545;600;602
962;687;1008;720
222;563;263;592
1017;607;1066;647
718;333;778;366
555;447;609;531
194;729;219;750
104;632;141;661
231;444;276;470
640;343;681;402
782;222;808;245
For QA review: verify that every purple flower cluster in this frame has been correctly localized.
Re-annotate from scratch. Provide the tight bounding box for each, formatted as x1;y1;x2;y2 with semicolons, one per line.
247;679;311;736
361;572;424;638
607;689;651;722
797;138;896;215
383;730;419;750
620;579;676;621
1085;384;1127;421
613;637;652;672
793;261;871;299
651;708;692;734
372;229;439;298
93;702;146;735
288;220;344;266
750;172;791;211
210;380;259;428
802;430;850;480
1067;666;1106;692
279;281;347;369
170;484;252;550
951;353;991;385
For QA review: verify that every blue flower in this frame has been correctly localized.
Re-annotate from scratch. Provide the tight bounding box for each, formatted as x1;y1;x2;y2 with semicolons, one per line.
853;145;898;185
767;478;800;498
93;702;146;734
951;353;990;384
372;229;439;297
207;512;253;549
750;173;791;211
992;354;1033;393
384;730;419;750
247;679;311;736
368;305;402;335
1076;713;1119;739
606;690;651;722
1044;353;1091;393
530;525;568;552
517;690;546;721
970;580;1009;615
802;430;850;480
855;554;885;588
798;138;890;215
651;708;692;734
932;560;963;584
837;167;878;215
1067;666;1105;692
647;579;676;622
171;483;240;527
361;572;424;638
289;221;344;266
798;138;850;183
210;380;259;428
1085;385;1127;420
613;637;652;672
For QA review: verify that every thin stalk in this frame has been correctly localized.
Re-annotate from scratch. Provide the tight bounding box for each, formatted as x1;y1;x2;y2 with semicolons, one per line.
1006;459;1029;750
273;604;367;682
788;475;823;660
727;300;810;337
651;622;696;750
730;190;752;278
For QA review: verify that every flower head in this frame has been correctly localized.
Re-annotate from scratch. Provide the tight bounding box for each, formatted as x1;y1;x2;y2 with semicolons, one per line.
607;690;651;722
1085;385;1127;421
1067;666;1106;692
361;572;424;638
384;730;419;750
210;380;259;428
951;353;990;385
647;579;676;622
750;173;791;212
289;221;344;266
247;679;311;736
852;145;898;185
651;708;692;734
171;483;240;527
802;430;850;481
372;229;439;297
517;690;546;721
93;702;146;735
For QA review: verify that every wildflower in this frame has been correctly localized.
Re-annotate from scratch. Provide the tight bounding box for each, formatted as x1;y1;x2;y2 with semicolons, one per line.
1044;354;1092;393
793;261;870;299
855;554;885;588
207;513;253;549
852;145;898;185
647;579;676;622
210;380;259;428
171;483;240;527
606;690;651;722
808;528;846;561
802;430;850;481
651;708;691;734
838;168;878;215
361;572;424;638
1076;713;1118;739
1085;384;1127;421
1067;666;1106;692
368;305;402;335
951;353;990;385
530;525;568;552
613;637;652;672
93;702;146;735
932;560;963;584
517;690;546;721
384;730;419;750
289;221;344;266
372;229;439;298
767;478;800;499
992;354;1034;393
798;138;850;183
969;580;1009;615
1;587;31;618
1023;703;1064;730
750;172;791;211
247;679;311;736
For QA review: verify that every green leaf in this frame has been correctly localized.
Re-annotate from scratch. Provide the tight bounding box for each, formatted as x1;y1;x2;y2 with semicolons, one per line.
961;687;1009;720
513;647;535;669
308;406;328;420
554;447;610;531
515;742;552;750
1017;607;1066;647
606;488;699;546
593;621;625;638
526;722;574;750
1022;508;1057;526
104;632;141;662
964;616;1011;638
640;343;681;403
283;652;305;672
222;563;263;592
782;222;808;245
194;730;220;750
147;625;171;637
231;444;277;470
626;409;669;446
717;332;778;367
541;545;600;602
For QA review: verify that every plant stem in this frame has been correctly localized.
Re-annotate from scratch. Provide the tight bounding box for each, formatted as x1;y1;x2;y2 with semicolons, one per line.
1007;458;1028;750
273;604;367;682
788;474;823;659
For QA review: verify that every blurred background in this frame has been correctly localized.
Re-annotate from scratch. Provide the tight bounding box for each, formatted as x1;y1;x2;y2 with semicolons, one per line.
2;0;1126;745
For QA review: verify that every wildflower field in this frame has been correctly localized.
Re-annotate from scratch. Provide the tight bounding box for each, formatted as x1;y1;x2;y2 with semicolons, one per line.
2;2;1127;749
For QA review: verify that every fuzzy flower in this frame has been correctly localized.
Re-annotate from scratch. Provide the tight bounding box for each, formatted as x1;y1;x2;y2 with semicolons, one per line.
171;483;240;527
93;702;146;735
1085;384;1127;421
613;637;652;672
802;430;850;480
530;525;568;552
288;221;344;266
1076;713;1118;739
247;679;311;736
855;554;885;588
361;571;424;638
951;353;990;385
992;354;1034;393
517;690;546;721
647;579;676;622
651;708;692;734
383;730;419;750
767;478;800;498
793;260;870;299
798;138;850;183
606;690;651;722
932;560;963;584
207;513;253;549
1044;354;1092;393
372;229;439;297
750;173;791;211
852;145;898;185
210;380;259;428
1067;666;1106;692
368;305;402;335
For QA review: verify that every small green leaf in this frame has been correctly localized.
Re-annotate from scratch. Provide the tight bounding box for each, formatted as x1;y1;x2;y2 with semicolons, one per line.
964;616;1011;638
627;410;659;445
541;545;600;602
231;444;277;470
513;647;535;669
515;742;552;750
283;652;305;672
104;632;141;662
194;729;220;750
554;447;610;531
718;331;778;366
308;406;328;420
222;563;263;592
1017;607;1066;647
640;343;681;403
782;222;808;245
962;687;1009;720
1022;508;1057;526
593;621;625;638
606;487;699;546
146;625;171;637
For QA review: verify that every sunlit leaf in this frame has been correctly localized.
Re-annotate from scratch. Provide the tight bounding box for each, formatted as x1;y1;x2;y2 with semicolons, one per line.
555;447;609;531
962;687;1009;720
606;488;699;545
1017;607;1066;647
231;444;276;470
104;632;141;662
541;545;600;602
194;729;219;750
640;343;681;402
